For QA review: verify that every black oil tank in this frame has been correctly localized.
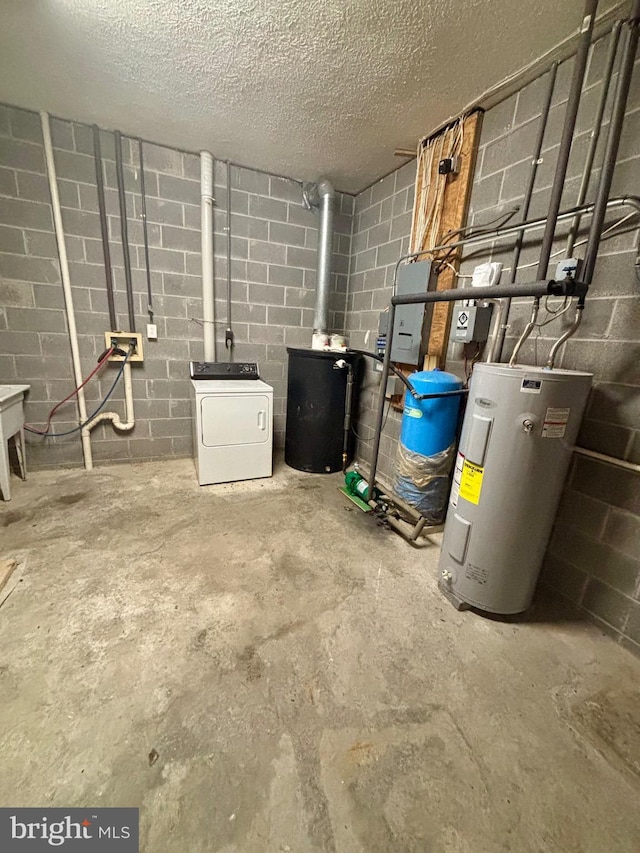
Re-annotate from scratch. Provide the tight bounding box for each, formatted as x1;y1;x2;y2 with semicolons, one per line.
285;348;361;473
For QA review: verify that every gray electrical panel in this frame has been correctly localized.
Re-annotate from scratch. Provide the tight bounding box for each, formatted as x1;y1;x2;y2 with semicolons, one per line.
438;364;592;614
390;261;433;364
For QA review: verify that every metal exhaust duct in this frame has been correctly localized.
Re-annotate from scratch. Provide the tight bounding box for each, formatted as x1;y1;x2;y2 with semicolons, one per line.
312;178;335;341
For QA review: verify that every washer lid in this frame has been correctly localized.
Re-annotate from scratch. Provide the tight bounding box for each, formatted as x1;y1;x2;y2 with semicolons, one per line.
191;379;273;394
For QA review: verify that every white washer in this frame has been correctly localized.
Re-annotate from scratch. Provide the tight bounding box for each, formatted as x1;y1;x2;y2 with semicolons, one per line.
191;379;273;485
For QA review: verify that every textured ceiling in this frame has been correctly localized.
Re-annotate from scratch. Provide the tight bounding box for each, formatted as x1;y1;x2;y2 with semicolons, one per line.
0;0;616;192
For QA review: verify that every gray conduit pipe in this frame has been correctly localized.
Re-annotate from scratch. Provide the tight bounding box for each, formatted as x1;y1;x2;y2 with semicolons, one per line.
510;0;598;366
489;62;558;363
535;0;598;280
313;178;335;337
546;1;640;369
114;130;136;332
582;1;640;286
92;125;117;330
565;20;623;256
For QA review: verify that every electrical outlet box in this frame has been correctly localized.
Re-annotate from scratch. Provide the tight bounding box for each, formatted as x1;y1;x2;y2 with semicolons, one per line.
471;261;503;288
146;323;158;340
438;156;460;175
452;305;493;343
104;331;144;362
555;257;581;281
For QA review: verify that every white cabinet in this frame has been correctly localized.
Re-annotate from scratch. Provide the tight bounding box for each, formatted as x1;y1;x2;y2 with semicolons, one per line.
191;379;273;485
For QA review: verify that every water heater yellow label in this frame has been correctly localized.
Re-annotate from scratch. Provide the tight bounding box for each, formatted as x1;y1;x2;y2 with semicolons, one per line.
459;460;484;504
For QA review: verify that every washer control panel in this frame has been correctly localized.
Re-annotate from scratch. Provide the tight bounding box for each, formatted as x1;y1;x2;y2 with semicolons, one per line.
189;361;259;380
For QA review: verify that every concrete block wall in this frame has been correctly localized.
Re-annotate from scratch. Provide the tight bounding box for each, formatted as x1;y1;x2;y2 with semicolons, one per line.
0;104;352;466
345;162;415;484
345;39;640;653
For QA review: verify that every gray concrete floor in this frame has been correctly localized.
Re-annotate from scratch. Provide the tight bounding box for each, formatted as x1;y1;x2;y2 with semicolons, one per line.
1;456;640;852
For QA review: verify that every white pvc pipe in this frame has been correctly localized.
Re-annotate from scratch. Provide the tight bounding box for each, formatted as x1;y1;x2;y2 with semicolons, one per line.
200;151;215;362
81;362;135;471
40;111;92;470
573;446;640;473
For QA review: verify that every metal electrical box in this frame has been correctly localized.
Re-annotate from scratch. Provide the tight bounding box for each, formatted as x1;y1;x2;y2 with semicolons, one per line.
390;261;433;365
452;305;492;343
438;363;592;614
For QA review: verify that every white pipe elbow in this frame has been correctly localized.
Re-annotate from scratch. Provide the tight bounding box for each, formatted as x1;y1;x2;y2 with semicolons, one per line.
81;362;135;441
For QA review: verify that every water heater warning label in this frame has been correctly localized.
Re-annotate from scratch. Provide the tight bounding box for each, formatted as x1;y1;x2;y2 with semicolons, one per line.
542;406;570;438
459;459;484;504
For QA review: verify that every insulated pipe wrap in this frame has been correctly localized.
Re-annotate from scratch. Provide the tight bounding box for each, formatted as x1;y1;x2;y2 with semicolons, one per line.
313;178;335;334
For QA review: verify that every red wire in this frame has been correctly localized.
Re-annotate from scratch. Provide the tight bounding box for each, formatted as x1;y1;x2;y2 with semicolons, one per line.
25;346;115;435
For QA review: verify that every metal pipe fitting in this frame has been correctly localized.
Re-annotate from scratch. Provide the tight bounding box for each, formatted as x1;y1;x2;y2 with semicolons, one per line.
546;304;584;369
509;298;540;367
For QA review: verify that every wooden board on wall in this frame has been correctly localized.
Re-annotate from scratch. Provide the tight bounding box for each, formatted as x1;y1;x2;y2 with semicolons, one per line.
388;111;483;409
427;111;482;369
419;110;483;370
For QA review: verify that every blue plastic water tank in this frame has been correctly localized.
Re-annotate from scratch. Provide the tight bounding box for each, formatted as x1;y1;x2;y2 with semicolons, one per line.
400;369;463;456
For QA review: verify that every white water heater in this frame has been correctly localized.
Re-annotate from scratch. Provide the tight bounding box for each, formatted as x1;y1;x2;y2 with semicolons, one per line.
438;363;592;614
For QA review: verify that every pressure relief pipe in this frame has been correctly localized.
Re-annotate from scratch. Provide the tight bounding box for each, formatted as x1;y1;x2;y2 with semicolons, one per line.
313;178;336;337
40;111;92;471
201;151;216;362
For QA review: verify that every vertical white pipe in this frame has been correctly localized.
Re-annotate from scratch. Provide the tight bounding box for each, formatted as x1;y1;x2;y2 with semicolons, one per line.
40;111;92;470
200;151;215;361
122;360;134;424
